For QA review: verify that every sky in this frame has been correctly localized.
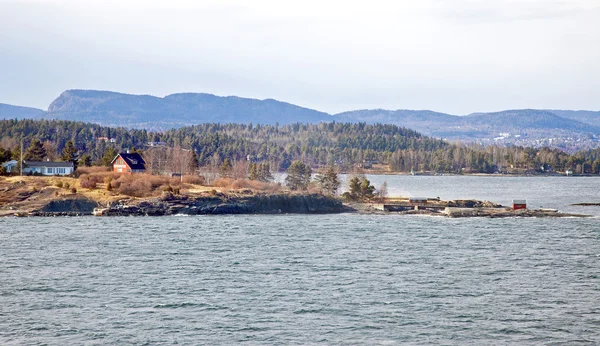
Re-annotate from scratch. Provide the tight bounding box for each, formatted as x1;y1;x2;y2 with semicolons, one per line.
1;0;599;114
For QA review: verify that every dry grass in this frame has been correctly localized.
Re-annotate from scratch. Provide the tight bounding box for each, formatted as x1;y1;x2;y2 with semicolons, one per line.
74;171;209;197
212;178;282;193
182;175;205;185
76;166;111;175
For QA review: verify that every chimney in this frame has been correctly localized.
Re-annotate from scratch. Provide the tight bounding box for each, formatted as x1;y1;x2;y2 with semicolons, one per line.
126;149;130;154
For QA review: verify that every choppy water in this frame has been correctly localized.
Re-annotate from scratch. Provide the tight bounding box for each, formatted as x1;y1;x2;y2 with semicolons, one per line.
1;176;600;345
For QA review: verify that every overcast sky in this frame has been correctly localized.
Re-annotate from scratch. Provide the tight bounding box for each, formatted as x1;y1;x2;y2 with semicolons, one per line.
1;0;599;114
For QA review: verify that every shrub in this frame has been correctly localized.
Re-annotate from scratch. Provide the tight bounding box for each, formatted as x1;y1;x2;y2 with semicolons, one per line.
76;166;110;175
79;174;98;189
182;175;205;185
212;177;234;188
55;181;63;188
70;187;77;194
117;178;152;197
64;182;70;189
229;179;282;193
80;179;96;189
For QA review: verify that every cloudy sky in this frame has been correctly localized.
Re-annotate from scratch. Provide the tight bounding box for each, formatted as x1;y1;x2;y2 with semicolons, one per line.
1;0;599;114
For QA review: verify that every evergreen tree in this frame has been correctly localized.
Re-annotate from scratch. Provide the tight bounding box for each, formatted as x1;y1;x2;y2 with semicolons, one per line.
24;139;47;161
344;176;375;201
80;154;93;167
259;163;273;182
220;158;233;178
0;146;12;163
248;163;259;180
285;160;311;191
315;166;340;195
11;145;21;161
593;159;600;174
102;147;118;167
62;140;78;170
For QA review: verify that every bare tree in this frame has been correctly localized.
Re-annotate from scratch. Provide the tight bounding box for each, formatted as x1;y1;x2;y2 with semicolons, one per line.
231;160;249;179
43;141;59;161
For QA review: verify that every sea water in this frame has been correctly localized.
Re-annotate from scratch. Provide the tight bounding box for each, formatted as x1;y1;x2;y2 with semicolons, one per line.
1;176;599;345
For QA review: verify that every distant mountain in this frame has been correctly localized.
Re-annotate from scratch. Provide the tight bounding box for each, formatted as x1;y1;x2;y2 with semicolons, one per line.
545;110;600;127
336;109;600;140
334;109;461;137
0;103;46;119
46;90;332;129
5;88;599;150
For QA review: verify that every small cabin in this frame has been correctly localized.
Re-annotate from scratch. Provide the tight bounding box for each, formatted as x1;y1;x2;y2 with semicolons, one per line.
111;152;146;174
512;199;527;210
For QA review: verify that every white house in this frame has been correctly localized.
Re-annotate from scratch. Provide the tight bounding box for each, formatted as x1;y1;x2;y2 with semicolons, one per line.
2;160;18;173
23;161;74;176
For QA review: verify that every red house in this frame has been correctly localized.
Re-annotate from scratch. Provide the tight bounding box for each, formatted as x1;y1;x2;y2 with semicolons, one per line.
512;199;527;210
111;152;146;174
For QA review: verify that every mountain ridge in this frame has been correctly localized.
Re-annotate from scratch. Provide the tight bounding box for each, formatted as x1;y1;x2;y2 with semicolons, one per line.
0;103;46;119
2;89;600;150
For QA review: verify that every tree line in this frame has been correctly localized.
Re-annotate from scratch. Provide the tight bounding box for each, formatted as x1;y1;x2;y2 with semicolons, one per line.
1;118;600;174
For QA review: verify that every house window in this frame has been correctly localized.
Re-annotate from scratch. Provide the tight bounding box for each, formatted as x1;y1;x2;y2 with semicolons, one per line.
118;167;123;172
57;168;66;174
47;167;53;174
126;169;131;172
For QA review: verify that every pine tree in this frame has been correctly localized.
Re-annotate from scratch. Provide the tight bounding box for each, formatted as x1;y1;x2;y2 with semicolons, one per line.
248;163;259;180
102;147;118;167
62;140;78;170
220;158;233;178
24;139;47;161
259;163;273;182
11;145;21;161
80;154;92;167
285;160;311;191
0;145;13;163
315;166;340;195
344;175;375;201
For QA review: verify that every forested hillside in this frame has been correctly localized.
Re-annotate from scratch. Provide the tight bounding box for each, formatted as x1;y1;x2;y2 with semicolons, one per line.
1;119;599;174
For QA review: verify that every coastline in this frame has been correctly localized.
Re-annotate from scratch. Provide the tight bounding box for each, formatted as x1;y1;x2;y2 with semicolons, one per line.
1;176;595;218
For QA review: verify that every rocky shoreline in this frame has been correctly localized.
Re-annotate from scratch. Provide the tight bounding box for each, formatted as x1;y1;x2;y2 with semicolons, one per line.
25;193;351;217
4;193;593;218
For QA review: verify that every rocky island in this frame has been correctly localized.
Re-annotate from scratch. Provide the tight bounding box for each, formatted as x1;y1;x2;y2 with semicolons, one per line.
0;176;591;218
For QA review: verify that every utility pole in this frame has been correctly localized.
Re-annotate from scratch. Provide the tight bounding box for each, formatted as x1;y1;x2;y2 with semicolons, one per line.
180;149;184;184
20;139;23;181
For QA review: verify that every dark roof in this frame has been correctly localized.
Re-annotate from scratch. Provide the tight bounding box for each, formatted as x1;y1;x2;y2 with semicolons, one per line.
24;161;74;168
112;152;146;170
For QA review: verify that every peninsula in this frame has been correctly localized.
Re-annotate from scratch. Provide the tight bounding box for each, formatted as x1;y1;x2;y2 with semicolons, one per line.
0;176;590;218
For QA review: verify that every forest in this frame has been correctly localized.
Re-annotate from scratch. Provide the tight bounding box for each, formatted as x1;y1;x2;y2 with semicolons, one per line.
1;118;600;175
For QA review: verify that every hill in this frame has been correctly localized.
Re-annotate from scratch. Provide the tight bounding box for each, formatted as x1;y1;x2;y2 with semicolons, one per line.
45;90;332;129
545;110;600;127
5;89;600;151
0;103;46;119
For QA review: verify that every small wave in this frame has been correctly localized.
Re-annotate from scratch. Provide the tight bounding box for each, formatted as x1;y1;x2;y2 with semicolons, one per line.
17;286;57;293
293;308;322;314
153;302;207;309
